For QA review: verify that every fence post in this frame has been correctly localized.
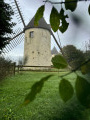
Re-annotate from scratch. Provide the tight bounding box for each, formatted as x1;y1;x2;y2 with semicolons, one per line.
18;65;19;73
13;62;16;75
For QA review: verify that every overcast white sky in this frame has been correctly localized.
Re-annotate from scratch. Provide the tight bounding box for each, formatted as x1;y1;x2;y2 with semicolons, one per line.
4;0;90;62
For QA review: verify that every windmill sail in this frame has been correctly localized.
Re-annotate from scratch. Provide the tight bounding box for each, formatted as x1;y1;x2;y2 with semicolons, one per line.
14;0;26;27
1;30;24;55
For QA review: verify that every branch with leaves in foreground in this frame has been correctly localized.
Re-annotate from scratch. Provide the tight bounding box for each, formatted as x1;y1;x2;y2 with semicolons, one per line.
34;0;90;33
23;54;90;109
59;58;90;78
51;54;90;108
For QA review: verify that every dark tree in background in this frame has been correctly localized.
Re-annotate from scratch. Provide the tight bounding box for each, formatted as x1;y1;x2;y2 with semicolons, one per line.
84;50;90;60
0;0;15;51
62;45;85;69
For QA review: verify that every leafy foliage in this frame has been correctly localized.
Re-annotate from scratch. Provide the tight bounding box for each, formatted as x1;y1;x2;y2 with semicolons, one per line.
50;7;69;33
34;5;69;33
62;45;85;70
23;75;53;105
81;65;88;75
81;51;90;74
34;5;45;26
59;19;69;33
0;57;13;81
34;0;79;34
81;63;90;75
0;0;15;50
59;79;74;102
51;54;68;69
59;8;69;33
51;54;90;107
50;7;60;32
65;0;78;12
84;50;90;60
75;76;90;108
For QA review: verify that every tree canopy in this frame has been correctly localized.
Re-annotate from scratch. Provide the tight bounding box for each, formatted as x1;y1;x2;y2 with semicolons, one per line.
62;45;85;69
0;0;15;51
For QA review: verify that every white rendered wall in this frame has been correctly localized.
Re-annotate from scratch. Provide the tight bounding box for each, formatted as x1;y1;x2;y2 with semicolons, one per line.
24;28;51;66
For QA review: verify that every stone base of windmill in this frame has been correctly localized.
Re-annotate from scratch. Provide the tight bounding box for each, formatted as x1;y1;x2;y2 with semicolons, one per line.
23;66;51;71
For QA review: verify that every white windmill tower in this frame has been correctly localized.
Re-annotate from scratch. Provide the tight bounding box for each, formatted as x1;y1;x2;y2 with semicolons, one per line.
24;17;51;67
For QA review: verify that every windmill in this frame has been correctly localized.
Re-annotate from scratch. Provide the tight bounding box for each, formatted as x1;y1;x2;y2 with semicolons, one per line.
1;0;61;68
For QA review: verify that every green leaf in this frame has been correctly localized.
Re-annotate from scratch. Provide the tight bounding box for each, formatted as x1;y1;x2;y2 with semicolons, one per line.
59;19;69;33
23;75;52;105
65;0;78;12
81;65;87;75
59;8;64;19
75;75;90;108
81;62;90;74
59;79;74;102
59;8;68;20
88;5;90;15
34;5;45;26
51;54;68;69
59;8;69;33
50;7;60;32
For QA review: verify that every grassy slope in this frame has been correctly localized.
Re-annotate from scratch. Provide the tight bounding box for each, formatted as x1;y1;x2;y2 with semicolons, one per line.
0;72;90;120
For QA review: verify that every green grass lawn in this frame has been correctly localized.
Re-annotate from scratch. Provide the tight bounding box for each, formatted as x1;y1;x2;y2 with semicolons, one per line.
0;72;90;120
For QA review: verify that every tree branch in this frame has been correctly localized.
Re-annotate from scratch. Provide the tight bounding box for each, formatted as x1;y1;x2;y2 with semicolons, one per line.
59;58;90;78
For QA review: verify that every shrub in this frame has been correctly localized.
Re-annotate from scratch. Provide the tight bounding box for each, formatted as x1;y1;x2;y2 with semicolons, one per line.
0;57;13;81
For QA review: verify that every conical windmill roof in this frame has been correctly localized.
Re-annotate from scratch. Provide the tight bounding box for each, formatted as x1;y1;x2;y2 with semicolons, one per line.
24;17;51;32
51;46;59;55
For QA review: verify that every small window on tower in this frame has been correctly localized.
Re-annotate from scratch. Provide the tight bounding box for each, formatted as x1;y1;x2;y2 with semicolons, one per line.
30;31;34;38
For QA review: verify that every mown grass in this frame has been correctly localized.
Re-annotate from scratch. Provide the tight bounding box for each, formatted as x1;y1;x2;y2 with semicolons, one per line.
0;71;90;120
